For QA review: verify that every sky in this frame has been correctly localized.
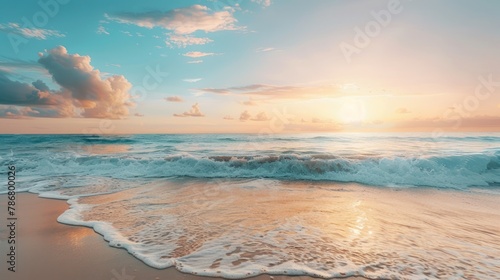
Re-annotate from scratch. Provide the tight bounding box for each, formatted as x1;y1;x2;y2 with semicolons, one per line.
0;0;499;134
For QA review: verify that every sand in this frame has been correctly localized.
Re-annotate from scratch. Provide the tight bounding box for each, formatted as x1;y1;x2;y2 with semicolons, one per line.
0;193;366;280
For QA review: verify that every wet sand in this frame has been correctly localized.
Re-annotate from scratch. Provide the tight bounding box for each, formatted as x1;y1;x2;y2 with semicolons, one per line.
0;193;366;280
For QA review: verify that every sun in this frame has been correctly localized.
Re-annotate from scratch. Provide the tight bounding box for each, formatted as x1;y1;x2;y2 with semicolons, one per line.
337;99;367;124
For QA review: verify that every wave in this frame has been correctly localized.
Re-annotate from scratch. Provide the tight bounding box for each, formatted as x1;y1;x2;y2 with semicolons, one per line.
160;152;500;188
3;151;497;191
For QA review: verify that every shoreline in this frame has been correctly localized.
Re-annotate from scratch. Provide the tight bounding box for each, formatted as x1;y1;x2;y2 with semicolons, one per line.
0;192;367;280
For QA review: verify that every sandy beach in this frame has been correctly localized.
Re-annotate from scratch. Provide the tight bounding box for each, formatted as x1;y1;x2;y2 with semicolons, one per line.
0;193;366;280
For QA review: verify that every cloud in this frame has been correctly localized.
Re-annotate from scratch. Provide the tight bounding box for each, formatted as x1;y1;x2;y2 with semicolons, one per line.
396;107;411;114
252;111;270;121
0;22;65;39
174;102;205;117
183;78;202;83
183;51;216;58
199;84;339;99
239;110;270;121
251;0;272;7
32;79;50;91
134;113;144;117
166;34;213;48
187;60;203;64
256;47;275;52
0;57;45;73
106;5;239;35
97;25;110;35
239;110;251;121
165;96;184;102
38;46;134;119
242;98;259;106
0;46;135;119
223;115;234;120
0;106;30;119
0;73;65;107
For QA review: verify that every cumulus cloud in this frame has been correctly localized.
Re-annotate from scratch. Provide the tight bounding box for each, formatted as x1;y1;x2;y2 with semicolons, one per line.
0;22;65;39
0;46;134;119
166;34;213;48
252;111;270;121
0;73;67;107
174;103;204;117
165;96;184;102
183;51;216;58
38;46;134;119
239;110;251;121
239;110;270;121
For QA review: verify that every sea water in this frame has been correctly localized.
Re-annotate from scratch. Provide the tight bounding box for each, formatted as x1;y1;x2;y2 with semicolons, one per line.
0;133;499;279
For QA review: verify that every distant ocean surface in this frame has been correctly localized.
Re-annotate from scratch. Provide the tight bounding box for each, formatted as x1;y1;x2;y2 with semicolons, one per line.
1;133;500;279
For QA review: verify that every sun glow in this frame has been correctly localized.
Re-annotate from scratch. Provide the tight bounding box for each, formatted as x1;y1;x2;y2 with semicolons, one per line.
337;99;367;124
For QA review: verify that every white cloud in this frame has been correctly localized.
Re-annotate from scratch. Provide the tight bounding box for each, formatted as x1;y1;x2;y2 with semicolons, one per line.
121;30;132;36
97;25;110;35
174;103;205;117
187;60;203;64
106;5;240;35
183;78;202;83
183;51;216;58
252;0;272;8
0;22;65;39
256;47;275;52
166;34;213;48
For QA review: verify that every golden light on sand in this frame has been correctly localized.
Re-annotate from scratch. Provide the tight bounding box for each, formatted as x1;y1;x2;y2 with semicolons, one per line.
65;227;94;248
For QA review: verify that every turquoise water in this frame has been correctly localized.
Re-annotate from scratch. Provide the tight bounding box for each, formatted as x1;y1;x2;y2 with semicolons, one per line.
0;133;499;193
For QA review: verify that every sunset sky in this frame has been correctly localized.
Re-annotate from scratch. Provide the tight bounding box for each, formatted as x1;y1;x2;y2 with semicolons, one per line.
0;0;499;133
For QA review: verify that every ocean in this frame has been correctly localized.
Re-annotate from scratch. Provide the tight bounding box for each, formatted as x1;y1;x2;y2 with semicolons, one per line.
1;133;499;279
